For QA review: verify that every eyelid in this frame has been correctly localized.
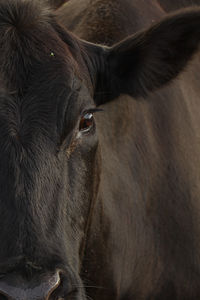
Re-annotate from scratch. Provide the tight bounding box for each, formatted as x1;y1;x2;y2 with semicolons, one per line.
81;108;104;116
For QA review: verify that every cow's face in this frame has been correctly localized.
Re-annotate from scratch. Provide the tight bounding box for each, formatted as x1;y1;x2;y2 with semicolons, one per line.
0;0;200;299
0;79;100;299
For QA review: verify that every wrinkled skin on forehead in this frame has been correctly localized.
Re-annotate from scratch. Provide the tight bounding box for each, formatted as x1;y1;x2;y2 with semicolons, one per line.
1;0;200;300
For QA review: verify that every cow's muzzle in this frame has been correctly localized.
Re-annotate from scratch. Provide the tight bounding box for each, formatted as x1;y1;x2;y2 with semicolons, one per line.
0;270;61;299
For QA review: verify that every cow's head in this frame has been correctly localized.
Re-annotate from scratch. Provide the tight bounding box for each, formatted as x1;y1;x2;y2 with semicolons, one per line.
0;0;199;299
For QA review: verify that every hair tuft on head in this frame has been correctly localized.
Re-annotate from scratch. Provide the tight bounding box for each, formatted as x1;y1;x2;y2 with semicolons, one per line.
0;0;51;33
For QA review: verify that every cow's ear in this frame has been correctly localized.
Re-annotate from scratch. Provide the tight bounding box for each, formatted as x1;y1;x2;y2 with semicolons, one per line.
83;8;200;105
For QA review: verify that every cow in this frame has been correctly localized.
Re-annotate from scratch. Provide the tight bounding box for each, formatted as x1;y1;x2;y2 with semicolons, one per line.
56;0;200;44
0;0;200;299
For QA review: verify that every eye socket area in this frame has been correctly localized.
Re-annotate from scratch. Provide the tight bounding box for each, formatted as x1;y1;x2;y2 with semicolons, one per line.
79;112;94;133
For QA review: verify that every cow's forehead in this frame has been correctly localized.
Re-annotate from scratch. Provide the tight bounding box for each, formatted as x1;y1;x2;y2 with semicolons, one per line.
0;0;79;93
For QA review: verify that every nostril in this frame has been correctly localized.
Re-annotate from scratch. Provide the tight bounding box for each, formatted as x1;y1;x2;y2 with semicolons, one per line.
46;275;61;300
42;271;62;300
0;271;61;300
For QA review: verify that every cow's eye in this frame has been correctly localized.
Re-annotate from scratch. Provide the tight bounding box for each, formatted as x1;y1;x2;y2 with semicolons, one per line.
79;113;94;133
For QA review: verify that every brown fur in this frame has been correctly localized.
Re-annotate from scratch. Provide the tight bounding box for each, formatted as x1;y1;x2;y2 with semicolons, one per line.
56;1;200;299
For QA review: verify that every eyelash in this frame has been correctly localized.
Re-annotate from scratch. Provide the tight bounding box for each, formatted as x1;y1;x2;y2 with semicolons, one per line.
81;108;103;116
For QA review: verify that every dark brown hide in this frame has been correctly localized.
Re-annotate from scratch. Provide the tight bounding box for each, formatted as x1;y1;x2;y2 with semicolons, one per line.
48;0;68;9
158;0;200;12
56;0;165;45
0;1;200;300
56;1;200;299
56;0;200;42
